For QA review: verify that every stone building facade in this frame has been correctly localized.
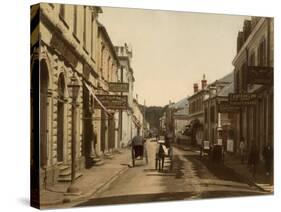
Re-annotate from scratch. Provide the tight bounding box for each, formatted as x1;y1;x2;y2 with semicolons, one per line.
188;75;208;145
203;72;237;152
31;3;122;187
115;44;135;146
232;17;274;157
94;22;120;157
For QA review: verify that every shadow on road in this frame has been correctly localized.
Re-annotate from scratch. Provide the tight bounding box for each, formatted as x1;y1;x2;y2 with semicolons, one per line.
183;154;256;187
75;190;265;207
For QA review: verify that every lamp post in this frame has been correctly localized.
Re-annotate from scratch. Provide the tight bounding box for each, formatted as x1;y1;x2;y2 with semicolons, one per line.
67;73;80;195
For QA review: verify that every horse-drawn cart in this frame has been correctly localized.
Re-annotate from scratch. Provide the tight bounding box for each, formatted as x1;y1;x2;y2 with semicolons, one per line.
131;136;148;167
155;137;173;171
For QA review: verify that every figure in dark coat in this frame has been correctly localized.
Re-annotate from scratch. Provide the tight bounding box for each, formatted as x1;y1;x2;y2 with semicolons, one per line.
248;142;259;177
263;143;273;176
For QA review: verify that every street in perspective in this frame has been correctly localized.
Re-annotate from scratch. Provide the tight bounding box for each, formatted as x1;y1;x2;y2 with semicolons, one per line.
30;3;274;209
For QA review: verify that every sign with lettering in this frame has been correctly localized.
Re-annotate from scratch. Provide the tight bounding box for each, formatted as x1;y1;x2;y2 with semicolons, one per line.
228;93;256;106
247;66;273;85
95;95;128;109
227;139;234;152
218;101;240;113
108;82;129;92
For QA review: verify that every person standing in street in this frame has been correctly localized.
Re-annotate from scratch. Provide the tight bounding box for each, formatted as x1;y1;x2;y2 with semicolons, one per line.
263;143;273;176
239;137;246;164
248;142;259;178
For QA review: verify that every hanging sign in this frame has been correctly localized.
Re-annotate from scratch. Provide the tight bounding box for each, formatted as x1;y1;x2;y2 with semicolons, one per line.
247;66;273;85
218;101;240;113
228;93;257;106
94;95;128;110
108;82;129;92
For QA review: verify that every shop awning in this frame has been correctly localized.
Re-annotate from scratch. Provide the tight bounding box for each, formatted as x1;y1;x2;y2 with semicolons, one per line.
75;73;110;115
132;115;142;128
84;83;110;115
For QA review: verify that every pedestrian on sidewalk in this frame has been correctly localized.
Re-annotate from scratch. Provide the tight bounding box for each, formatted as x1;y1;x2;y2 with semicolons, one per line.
263;143;273;176
239;137;246;164
248;142;259;178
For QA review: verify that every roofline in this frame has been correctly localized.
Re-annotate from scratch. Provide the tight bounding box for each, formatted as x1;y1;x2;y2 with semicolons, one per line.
97;22;120;66
207;71;234;87
188;89;208;100
232;17;266;65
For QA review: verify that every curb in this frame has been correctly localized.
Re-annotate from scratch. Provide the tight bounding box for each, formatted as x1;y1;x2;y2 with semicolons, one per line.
174;143;270;193
223;164;270;193
41;163;130;207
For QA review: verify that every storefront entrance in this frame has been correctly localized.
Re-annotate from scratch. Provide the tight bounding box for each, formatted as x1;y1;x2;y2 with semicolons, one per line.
39;60;49;167
57;73;65;162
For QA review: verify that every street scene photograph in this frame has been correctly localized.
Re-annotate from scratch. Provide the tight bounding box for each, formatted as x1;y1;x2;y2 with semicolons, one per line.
30;3;274;209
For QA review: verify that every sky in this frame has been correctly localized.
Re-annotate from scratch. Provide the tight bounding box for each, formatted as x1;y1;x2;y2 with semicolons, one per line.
99;6;250;107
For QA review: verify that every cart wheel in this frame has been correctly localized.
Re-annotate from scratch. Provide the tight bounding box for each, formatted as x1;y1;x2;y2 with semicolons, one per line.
161;157;165;171
132;150;135;167
145;150;148;165
155;154;158;170
170;157;173;170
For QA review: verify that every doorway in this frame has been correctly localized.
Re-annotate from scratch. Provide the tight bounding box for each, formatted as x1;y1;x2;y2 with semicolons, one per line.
39;60;49;167
57;73;65;162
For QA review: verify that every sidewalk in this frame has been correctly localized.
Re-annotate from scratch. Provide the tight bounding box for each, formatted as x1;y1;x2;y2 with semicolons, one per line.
173;143;274;193
40;148;132;208
224;153;274;193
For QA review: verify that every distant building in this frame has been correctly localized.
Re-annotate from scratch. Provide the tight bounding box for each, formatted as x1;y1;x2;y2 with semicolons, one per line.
203;72;236;152
169;97;189;135
115;44;135;146
188;75;208;145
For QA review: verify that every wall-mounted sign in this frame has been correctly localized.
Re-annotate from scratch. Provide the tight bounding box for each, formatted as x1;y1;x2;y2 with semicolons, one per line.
218;101;240;113
108;82;129;92
247;66;273;85
95;95;128;110
228;93;256;106
227;139;234;152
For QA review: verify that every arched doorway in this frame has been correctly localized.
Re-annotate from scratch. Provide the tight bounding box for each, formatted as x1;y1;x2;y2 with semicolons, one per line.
31;60;39;169
57;73;65;162
40;60;49;167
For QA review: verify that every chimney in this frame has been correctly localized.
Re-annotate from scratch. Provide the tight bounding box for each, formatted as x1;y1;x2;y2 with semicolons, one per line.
193;83;199;93
237;31;244;53
201;74;207;89
243;20;252;42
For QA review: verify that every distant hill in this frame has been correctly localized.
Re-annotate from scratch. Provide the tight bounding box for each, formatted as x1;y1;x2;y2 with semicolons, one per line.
141;106;165;130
